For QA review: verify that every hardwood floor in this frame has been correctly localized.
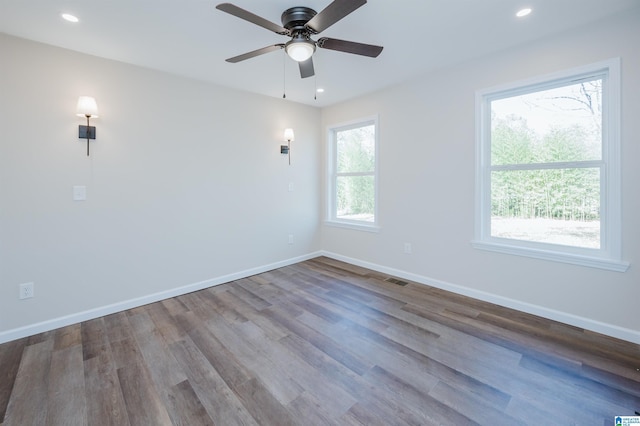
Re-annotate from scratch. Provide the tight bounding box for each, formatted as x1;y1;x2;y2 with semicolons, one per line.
1;257;638;425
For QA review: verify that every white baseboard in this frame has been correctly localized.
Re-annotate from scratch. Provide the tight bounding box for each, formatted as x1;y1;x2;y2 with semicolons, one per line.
320;251;640;345
3;250;638;345
0;252;322;345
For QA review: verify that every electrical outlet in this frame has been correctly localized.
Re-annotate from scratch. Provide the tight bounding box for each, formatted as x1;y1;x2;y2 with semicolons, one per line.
288;234;294;244
19;282;34;299
404;243;412;254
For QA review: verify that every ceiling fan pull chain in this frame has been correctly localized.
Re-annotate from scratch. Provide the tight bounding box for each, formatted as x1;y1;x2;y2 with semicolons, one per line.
282;49;287;98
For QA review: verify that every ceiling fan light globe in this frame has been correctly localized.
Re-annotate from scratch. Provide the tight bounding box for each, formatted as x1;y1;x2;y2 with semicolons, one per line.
285;40;315;62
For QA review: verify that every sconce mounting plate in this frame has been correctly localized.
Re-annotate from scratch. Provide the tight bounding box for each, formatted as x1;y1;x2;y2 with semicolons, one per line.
79;125;96;139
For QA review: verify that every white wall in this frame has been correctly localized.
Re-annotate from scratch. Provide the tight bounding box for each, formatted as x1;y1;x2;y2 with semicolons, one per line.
321;10;640;342
0;34;321;340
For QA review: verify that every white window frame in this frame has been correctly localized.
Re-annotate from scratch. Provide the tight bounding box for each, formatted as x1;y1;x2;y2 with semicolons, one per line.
326;116;380;232
473;58;628;272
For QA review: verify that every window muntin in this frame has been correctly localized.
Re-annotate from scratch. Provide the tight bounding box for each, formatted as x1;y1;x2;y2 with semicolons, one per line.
474;59;627;271
328;118;378;228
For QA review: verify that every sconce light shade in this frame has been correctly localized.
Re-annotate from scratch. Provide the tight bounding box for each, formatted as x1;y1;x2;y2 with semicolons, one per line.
284;128;295;142
76;96;99;117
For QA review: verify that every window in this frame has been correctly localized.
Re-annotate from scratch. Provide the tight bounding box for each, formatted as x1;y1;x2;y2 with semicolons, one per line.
327;117;378;230
474;59;628;271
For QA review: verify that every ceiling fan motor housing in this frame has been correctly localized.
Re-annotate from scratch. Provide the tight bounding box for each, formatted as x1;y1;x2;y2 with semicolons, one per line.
281;7;317;32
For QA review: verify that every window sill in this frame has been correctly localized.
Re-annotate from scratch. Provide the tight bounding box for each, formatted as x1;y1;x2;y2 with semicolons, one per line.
324;220;381;233
471;240;629;272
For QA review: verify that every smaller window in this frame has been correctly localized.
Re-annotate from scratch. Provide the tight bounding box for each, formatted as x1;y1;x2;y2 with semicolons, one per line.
327;117;379;230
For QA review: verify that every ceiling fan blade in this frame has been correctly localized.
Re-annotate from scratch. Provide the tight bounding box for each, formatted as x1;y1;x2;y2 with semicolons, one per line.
299;57;315;79
225;44;284;63
317;37;383;57
305;0;367;34
216;3;289;35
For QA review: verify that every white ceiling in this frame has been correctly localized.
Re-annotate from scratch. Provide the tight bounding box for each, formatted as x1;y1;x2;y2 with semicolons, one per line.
1;0;638;107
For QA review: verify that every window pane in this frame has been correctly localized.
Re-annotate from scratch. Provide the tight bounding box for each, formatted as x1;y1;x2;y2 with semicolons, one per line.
491;79;602;165
337;125;375;173
336;175;375;222
491;168;600;248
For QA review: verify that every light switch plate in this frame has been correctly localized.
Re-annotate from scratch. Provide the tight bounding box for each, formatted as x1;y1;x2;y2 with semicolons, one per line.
73;185;86;201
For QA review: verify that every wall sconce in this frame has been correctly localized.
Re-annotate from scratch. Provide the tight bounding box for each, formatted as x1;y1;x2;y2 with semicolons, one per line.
76;96;99;156
281;128;294;165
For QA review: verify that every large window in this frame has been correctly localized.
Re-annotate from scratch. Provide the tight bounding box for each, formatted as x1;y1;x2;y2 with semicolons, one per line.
327;117;378;230
474;59;628;271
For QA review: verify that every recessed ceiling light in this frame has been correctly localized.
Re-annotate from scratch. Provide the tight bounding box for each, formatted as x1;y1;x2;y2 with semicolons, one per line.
316;88;325;93
516;8;532;18
61;13;79;23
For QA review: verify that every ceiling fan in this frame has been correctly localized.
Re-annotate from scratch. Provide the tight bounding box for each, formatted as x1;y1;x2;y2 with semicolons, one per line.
216;0;383;79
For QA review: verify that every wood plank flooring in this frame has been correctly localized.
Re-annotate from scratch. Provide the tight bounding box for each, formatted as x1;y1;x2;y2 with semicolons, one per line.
1;257;639;425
